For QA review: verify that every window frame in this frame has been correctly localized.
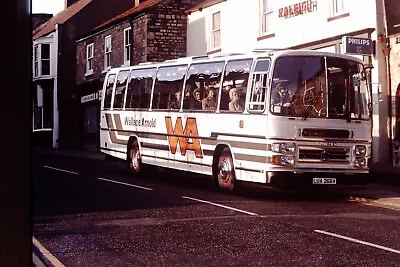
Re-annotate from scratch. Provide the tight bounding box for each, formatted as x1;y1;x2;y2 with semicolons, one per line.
104;35;112;71
210;11;221;51
33;43;51;77
41;43;51;76
123;27;132;66
86;43;94;75
260;0;274;36
34;44;39;77
330;0;347;18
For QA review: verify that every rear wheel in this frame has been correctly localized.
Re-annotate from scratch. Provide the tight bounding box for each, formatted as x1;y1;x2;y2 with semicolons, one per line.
128;140;142;175
215;147;236;192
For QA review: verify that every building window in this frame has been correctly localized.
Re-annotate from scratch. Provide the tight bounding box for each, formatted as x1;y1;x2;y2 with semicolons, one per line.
104;35;112;70
41;43;50;76
210;11;221;51
33;84;53;131
124;27;132;66
86;43;94;75
34;45;39;77
261;0;273;35
331;0;346;17
33;43;51;77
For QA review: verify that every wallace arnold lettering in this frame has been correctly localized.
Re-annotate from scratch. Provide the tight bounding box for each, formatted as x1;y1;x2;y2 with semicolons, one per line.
125;117;156;127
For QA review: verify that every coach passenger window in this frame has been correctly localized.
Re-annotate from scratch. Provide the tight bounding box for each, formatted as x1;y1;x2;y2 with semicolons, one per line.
152;65;187;110
103;74;116;110
183;61;224;111
113;70;130;109
220;59;253;112
126;68;156;110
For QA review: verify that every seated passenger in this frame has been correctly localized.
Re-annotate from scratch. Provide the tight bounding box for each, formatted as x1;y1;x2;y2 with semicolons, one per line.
168;90;182;109
228;88;244;112
202;87;217;110
220;85;232;110
190;88;202;110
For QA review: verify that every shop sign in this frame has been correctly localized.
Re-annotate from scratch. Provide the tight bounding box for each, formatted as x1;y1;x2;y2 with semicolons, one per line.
81;92;98;103
342;36;373;56
279;0;317;19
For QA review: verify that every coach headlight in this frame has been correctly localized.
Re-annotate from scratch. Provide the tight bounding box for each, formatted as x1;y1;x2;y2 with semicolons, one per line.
354;145;367;156
271;155;295;166
271;143;296;154
353;157;366;168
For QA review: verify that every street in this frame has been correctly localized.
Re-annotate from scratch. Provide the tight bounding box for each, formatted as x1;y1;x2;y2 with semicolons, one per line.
32;152;400;267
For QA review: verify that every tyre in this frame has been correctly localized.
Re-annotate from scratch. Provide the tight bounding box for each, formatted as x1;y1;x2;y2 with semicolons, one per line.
215;147;236;192
128;140;142;175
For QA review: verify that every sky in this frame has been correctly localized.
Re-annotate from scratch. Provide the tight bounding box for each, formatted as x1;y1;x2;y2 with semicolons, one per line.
32;0;65;15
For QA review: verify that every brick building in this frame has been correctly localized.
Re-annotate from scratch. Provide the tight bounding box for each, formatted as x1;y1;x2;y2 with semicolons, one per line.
75;0;203;149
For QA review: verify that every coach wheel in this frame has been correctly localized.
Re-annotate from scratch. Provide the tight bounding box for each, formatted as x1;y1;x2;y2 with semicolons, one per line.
216;147;236;192
128;140;142;175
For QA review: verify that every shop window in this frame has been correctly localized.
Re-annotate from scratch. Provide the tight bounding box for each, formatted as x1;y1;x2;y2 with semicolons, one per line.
33;84;53;131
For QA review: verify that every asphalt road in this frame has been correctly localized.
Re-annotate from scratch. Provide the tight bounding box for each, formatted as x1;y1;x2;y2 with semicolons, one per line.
32;153;400;267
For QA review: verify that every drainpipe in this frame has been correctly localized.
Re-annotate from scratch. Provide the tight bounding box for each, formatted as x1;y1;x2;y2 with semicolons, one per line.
129;16;134;65
382;0;393;161
383;40;392;161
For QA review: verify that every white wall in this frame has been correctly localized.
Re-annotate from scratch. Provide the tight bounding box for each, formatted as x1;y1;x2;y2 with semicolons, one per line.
187;0;391;163
188;0;378;56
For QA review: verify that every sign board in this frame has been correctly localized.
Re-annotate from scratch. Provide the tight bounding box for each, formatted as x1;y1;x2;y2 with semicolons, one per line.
81;92;98;103
342;36;373;56
279;0;318;19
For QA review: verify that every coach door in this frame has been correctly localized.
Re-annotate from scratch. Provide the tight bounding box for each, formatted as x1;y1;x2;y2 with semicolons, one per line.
248;58;270;112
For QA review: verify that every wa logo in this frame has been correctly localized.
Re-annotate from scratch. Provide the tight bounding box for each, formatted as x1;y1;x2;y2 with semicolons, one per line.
165;117;203;158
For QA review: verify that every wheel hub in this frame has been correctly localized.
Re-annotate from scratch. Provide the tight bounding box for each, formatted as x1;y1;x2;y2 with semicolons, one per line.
219;158;231;181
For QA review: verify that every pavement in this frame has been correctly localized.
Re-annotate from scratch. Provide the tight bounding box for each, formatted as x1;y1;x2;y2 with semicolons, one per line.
32;146;400;210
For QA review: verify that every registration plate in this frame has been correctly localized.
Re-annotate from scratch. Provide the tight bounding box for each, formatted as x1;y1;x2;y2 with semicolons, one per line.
312;178;337;184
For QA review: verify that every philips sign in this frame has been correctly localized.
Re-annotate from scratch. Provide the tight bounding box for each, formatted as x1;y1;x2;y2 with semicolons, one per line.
342;36;373;56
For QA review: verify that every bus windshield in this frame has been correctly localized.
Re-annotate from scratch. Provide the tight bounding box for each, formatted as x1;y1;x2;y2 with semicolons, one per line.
270;55;370;120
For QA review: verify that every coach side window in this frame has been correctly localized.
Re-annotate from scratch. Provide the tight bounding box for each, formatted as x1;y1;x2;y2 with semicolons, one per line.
220;59;253;112
183;61;224;111
125;68;156;110
113;70;130;109
152;65;187;110
103;74;116;110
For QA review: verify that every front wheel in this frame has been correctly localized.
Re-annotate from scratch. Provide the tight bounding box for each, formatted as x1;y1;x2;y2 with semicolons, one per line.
215;148;236;192
128;140;142;175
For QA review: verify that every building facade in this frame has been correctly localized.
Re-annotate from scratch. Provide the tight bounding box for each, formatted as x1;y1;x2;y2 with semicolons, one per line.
385;0;400;143
75;0;203;149
187;0;396;164
32;0;134;149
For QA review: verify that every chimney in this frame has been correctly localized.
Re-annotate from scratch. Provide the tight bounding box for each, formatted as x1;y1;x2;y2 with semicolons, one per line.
65;0;79;9
134;0;148;6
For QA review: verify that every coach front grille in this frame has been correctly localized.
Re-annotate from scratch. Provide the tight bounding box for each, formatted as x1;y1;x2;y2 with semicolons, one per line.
298;147;350;164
